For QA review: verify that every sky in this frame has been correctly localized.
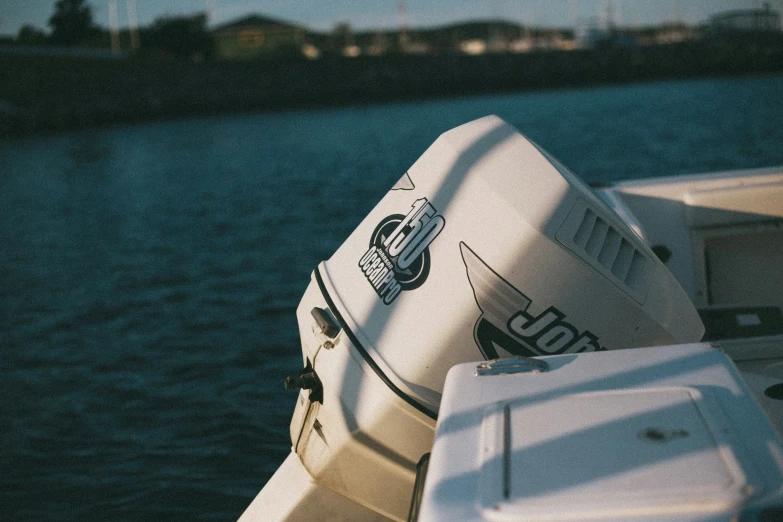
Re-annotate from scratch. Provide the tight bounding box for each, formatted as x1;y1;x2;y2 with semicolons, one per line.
1;0;781;36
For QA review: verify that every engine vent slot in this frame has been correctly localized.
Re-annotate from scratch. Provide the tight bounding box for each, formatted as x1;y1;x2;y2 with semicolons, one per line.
557;199;653;304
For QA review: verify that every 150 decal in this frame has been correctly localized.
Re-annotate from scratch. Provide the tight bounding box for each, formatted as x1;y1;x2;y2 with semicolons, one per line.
358;198;445;304
460;242;607;359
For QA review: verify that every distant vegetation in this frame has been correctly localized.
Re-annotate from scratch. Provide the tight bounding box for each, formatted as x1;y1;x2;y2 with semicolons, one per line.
48;0;98;46
142;14;215;60
8;0;216;59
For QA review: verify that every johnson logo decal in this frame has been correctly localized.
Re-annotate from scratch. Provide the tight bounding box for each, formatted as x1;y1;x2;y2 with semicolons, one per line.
461;242;607;359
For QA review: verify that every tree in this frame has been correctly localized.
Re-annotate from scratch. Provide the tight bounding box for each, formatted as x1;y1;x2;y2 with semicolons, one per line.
17;25;47;45
143;13;215;60
48;0;96;46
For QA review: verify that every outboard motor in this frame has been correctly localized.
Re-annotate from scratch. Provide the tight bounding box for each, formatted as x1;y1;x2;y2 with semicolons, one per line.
239;116;704;521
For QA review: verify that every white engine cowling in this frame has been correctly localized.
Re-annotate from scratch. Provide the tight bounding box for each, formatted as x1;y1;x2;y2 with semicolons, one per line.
241;116;704;522
319;114;703;415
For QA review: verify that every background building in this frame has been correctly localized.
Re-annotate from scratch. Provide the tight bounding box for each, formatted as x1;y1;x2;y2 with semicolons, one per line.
212;15;305;59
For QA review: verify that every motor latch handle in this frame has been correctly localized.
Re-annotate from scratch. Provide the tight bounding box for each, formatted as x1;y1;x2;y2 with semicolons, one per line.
285;372;318;391
284;359;324;403
311;307;340;339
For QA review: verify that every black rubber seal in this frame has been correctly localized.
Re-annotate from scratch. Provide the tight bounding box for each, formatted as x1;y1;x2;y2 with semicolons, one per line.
407;453;431;522
314;267;438;421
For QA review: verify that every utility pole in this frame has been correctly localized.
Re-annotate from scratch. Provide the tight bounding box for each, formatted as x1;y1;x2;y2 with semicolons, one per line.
109;0;120;53
207;0;218;26
570;0;579;30
570;0;579;45
127;0;139;51
606;0;616;31
672;0;683;24
398;1;408;51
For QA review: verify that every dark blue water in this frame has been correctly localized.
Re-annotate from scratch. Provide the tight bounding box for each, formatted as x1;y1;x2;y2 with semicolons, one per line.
2;75;783;520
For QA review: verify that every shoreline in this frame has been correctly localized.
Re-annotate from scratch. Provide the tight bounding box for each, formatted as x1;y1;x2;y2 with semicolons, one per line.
2;37;782;137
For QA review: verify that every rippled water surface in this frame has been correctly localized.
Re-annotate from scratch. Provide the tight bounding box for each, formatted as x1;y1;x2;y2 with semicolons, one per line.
2;75;783;520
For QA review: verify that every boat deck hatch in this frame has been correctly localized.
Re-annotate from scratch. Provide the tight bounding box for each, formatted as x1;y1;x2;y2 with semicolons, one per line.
479;387;754;520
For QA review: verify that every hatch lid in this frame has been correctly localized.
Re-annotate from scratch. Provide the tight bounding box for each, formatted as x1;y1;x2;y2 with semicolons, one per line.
478;387;753;520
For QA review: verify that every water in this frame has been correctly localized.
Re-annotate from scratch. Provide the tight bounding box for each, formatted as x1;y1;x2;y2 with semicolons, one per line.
2;75;782;520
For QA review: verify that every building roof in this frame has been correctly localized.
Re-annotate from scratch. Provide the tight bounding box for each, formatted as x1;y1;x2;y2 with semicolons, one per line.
211;15;304;35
